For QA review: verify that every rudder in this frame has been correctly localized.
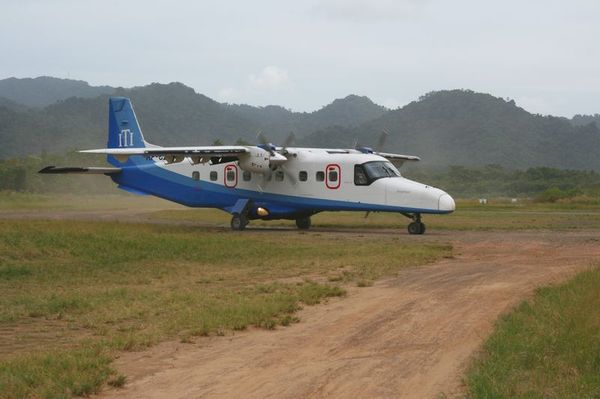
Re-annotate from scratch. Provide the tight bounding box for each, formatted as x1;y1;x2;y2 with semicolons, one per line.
107;97;147;149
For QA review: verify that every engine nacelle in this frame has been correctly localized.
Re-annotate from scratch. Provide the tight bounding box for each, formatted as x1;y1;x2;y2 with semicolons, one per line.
237;148;271;173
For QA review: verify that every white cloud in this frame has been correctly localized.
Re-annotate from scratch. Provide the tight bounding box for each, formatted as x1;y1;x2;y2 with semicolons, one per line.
248;66;290;90
216;87;239;103
217;66;292;105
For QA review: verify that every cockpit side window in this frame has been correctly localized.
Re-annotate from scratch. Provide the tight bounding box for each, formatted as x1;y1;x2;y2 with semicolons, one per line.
354;165;369;186
355;161;401;185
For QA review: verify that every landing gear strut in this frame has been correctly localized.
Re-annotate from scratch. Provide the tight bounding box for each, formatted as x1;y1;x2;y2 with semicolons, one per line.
405;213;426;235
230;213;248;231
295;216;311;230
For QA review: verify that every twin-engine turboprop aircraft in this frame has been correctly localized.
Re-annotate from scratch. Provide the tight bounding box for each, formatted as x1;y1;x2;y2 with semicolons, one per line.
40;97;455;233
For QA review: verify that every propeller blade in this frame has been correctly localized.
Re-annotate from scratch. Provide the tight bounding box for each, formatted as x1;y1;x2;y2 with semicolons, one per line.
377;129;389;152
283;132;296;148
256;129;267;145
280;165;297;185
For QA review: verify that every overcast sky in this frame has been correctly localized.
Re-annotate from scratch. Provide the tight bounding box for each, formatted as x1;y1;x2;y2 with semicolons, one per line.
1;0;598;116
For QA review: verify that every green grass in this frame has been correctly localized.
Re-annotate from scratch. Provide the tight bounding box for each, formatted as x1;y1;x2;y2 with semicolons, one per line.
0;220;449;398
144;202;600;232
0;191;176;211
466;267;600;398
3;193;600;231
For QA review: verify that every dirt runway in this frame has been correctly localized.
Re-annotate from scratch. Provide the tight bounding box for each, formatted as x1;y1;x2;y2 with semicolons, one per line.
93;230;599;399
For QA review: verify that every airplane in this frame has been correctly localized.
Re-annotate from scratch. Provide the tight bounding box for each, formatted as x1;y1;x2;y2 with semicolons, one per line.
39;97;455;234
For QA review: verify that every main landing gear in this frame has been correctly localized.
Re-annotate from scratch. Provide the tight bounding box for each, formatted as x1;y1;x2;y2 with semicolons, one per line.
295;216;311;230
230;213;249;231
404;213;426;235
231;214;312;231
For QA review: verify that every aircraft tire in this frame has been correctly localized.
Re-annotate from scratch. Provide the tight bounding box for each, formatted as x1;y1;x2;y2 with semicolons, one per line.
231;214;247;231
408;222;425;235
296;216;311;230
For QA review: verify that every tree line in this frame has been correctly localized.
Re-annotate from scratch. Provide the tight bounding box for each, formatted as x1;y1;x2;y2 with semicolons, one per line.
1;152;599;202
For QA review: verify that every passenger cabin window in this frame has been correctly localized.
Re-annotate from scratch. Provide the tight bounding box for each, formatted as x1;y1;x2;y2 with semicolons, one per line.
192;171;200;181
299;171;308;182
243;171;251;181
210;171;218;181
275;170;284;181
226;169;236;182
328;169;338;182
354;161;401;186
316;171;325;182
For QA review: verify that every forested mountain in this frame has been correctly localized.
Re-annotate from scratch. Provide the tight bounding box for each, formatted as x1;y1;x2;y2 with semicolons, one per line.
0;82;385;159
571;114;600;128
225;94;388;137
301;90;600;170
0;78;599;170
0;76;115;107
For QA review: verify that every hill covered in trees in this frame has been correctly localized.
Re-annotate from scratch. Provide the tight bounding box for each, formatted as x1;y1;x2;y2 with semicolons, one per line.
0;82;389;159
300;90;600;170
571;113;600;128
225;94;388;137
0;78;599;170
0;76;115;107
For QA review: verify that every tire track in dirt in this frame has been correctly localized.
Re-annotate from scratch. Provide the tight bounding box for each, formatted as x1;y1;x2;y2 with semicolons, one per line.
97;230;600;398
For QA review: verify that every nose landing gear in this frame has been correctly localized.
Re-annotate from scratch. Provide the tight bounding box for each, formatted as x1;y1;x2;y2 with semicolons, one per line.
403;213;426;235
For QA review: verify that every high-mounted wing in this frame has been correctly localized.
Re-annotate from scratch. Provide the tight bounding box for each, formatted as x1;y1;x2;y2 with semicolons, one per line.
80;145;249;156
373;152;421;163
80;145;250;164
375;152;420;166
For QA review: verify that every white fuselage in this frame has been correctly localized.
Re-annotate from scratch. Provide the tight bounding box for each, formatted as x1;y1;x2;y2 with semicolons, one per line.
148;147;455;214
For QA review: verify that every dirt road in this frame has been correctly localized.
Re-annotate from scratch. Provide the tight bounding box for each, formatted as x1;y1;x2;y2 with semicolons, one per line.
93;230;599;399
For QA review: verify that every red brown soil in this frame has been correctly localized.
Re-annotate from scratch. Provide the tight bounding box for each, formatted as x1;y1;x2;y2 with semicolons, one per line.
95;229;600;398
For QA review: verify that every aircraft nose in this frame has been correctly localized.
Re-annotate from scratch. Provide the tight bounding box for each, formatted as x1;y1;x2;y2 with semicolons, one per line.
438;194;456;212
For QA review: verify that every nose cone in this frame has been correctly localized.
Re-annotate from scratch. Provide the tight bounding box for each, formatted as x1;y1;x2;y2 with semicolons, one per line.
438;194;456;212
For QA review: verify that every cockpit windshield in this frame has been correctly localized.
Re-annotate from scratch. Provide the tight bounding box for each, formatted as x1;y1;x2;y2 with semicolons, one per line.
354;161;401;185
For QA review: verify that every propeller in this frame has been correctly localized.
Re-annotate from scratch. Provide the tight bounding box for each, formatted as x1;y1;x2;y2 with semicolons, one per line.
355;129;390;154
255;131;296;185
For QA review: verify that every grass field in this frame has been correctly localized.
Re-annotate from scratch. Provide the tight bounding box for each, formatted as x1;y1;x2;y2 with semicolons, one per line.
142;198;600;231
3;192;600;231
467;267;600;398
2;193;600;398
0;219;450;398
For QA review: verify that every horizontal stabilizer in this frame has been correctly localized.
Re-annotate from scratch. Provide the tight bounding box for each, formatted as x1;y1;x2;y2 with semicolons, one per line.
38;166;121;175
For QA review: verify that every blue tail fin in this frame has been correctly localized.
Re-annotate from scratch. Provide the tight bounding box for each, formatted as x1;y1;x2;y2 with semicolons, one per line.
107;97;149;166
108;97;147;149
